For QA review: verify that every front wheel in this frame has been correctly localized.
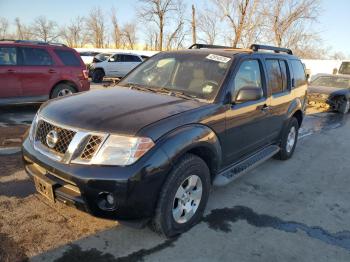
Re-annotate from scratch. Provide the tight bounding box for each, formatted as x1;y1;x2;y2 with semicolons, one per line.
150;154;211;238
275;117;299;160
92;69;105;83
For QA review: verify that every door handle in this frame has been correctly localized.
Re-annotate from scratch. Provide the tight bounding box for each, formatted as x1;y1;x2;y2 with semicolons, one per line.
48;69;56;73
7;69;15;73
257;104;270;112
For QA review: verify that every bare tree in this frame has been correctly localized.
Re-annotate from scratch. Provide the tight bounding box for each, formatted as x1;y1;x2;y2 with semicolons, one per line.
31;16;60;42
212;0;263;48
139;0;182;51
86;7;106;48
111;8;122;48
191;5;196;44
60;16;86;47
0;17;10;39
267;0;320;47
14;18;32;40
197;9;220;45
145;27;159;50
121;23;137;49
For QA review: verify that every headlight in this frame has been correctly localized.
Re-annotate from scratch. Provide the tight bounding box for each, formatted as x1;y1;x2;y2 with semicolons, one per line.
29;113;39;143
90;135;155;166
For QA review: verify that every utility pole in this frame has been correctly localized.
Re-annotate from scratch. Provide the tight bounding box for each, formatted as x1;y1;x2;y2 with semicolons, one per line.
192;4;196;44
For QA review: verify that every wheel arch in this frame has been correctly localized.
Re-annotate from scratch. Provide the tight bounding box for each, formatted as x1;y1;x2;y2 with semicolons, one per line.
157;124;222;182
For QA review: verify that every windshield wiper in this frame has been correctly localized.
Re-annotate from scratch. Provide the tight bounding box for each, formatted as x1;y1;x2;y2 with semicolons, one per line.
123;83;157;93
156;87;197;100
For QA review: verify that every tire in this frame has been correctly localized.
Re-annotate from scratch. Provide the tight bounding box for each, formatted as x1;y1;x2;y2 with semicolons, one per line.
50;84;76;99
338;97;350;114
92;69;105;83
150;153;211;238
275;117;299;160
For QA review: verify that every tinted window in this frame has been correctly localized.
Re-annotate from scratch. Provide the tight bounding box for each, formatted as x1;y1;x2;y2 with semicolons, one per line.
233;60;263;97
21;47;53;66
280;60;289;91
119;55;139;62
266;59;283;94
0;47;17;65
54;50;81;66
290;60;306;88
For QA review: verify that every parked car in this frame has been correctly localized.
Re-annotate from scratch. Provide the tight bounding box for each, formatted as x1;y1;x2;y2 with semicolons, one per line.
89;52;143;83
308;74;350;113
23;44;307;237
88;52;113;77
339;61;350;75
78;51;100;65
0;40;89;105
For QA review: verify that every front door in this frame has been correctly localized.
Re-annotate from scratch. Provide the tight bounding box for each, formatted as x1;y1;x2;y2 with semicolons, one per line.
0;46;21;99
224;59;273;166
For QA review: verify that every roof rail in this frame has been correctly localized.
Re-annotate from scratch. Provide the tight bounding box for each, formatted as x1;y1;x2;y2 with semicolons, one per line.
250;44;293;55
0;39;66;47
189;43;232;49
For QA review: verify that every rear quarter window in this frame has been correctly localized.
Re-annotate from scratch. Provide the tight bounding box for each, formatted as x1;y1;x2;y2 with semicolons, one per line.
290;60;306;88
54;49;81;66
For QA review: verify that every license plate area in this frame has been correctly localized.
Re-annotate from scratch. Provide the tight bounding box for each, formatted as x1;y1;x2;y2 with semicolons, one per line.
34;174;56;202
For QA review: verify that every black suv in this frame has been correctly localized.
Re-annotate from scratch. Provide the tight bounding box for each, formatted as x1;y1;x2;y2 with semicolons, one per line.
22;44;307;237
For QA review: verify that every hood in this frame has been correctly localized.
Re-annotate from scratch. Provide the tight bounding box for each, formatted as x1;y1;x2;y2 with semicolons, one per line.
308;85;347;95
40;87;205;135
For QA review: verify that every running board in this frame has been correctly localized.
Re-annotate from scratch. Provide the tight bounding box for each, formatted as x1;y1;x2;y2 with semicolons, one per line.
213;145;280;187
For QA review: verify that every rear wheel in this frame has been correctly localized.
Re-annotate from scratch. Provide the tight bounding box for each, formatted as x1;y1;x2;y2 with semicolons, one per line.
50;84;76;99
92;69;105;83
275;117;299;160
150;154;210;238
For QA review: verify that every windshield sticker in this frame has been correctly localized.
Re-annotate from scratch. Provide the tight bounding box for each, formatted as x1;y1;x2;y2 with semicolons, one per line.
206;54;231;63
203;85;214;93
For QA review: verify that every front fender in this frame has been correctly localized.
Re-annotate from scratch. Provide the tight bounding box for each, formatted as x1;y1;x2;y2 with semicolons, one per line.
157;124;222;173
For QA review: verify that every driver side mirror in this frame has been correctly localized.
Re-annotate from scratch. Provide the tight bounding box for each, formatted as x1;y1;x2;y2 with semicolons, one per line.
234;86;263;104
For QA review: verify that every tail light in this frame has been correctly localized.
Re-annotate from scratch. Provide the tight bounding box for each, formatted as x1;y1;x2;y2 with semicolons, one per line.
82;69;89;79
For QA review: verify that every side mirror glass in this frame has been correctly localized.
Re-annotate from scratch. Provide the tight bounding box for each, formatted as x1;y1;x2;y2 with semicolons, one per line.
234;86;263;104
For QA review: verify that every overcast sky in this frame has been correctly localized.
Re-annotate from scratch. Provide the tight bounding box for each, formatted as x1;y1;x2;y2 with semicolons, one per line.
1;0;349;56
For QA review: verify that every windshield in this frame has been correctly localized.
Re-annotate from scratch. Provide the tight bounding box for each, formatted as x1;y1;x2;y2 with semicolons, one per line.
119;52;232;101
339;62;350;75
311;76;350;89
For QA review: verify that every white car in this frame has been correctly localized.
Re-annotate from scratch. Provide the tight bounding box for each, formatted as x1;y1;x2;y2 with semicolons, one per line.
90;53;143;83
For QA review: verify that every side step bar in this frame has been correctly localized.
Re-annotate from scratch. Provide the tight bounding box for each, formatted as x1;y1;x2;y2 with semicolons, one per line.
213;145;280;187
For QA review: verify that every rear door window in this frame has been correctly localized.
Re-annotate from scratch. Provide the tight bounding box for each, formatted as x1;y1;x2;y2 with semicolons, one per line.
54;49;81;66
20;47;53;66
279;60;290;91
266;59;283;94
0;47;17;65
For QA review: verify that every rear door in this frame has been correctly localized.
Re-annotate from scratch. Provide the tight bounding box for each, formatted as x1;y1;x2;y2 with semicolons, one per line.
18;47;56;98
120;55;142;76
265;58;294;137
224;58;273;165
0;46;21;98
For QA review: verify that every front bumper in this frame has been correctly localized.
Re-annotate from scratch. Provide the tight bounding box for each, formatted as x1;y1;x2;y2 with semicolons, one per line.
22;137;170;220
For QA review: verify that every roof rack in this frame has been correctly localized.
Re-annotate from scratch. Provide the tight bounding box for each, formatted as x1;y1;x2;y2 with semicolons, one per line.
188;43;232;49
250;44;293;55
0;39;67;47
188;43;293;55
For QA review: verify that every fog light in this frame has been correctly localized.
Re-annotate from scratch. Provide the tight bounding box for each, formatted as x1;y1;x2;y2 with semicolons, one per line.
106;193;115;205
97;192;117;211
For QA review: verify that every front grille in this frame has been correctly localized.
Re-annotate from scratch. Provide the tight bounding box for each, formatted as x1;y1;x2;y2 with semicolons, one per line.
80;135;103;160
35;120;76;155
